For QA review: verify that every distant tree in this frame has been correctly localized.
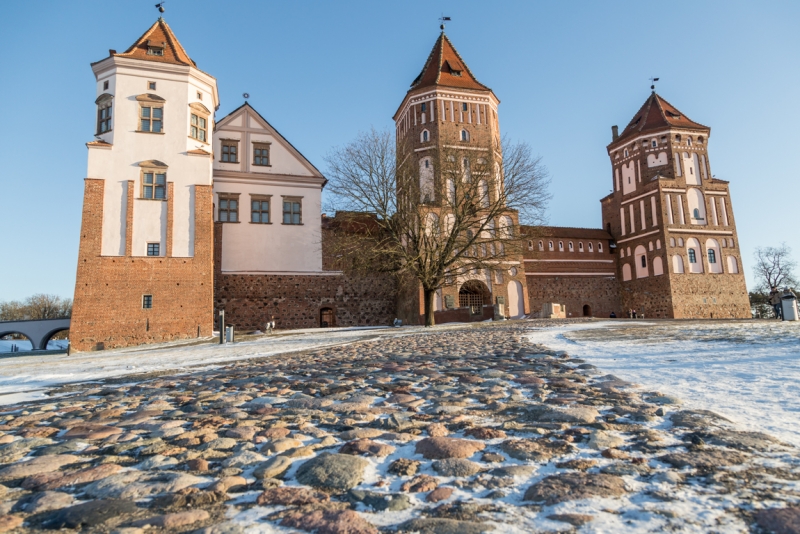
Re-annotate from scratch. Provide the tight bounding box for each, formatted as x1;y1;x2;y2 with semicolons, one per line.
748;291;772;319
0;294;72;321
753;244;798;293
324;128;550;326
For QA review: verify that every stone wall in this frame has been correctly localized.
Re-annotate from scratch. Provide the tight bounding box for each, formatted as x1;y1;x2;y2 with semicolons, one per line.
668;272;751;319
527;275;622;319
70;179;215;352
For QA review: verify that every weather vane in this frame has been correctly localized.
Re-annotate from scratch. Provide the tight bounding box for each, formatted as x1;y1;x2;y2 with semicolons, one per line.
243;93;250;101
439;15;451;32
155;2;165;14
650;77;660;92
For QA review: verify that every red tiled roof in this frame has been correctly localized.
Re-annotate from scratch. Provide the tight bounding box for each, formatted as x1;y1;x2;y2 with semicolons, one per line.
613;92;708;146
410;33;490;92
102;18;194;67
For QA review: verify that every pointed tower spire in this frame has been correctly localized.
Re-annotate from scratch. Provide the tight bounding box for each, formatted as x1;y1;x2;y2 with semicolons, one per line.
103;18;195;67
613;92;708;145
409;33;491;92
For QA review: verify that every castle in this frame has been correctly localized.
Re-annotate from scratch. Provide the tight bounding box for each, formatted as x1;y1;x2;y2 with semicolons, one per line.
69;19;750;352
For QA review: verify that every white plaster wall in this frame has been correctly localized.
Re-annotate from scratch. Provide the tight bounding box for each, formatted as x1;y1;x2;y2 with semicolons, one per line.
621;162;636;195
684;152;700;185
215;180;322;272
686;188;707;225
647;152;668;168
89;58;216;257
132;199;166;256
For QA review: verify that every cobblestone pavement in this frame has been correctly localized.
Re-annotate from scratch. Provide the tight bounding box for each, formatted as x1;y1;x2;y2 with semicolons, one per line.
1;321;799;533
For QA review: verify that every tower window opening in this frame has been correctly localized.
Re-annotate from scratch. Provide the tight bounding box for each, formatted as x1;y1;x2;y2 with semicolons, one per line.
462;102;468;111
142;295;153;309
568;241;574;251
708;249;717;263
558;241;564;251
693;208;700;219
424;160;429;168
688;248;697;263
103;80;109;90
421;102;427;112
687;137;693;146
641;255;647;268
588;242;594;252
461;129;469;142
422;130;429;142
651;139;657;148
548;241;554;251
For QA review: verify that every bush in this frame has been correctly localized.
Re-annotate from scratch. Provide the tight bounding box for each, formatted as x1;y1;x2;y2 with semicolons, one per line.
0;294;72;321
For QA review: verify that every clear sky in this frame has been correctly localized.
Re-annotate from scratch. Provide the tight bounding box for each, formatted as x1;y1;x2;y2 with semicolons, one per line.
1;0;798;301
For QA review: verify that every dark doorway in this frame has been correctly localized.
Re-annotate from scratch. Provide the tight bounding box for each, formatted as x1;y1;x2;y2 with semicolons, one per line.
320;307;336;328
583;304;592;317
459;280;491;315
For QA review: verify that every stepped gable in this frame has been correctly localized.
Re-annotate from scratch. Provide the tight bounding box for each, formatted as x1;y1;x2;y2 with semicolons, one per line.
614;92;709;145
410;32;491;92
94;18;194;67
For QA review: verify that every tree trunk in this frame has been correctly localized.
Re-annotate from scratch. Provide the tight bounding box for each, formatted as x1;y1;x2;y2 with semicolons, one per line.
423;288;436;327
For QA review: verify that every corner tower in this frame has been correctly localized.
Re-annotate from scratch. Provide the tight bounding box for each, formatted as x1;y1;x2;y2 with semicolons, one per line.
393;31;528;323
601;91;750;318
70;19;219;351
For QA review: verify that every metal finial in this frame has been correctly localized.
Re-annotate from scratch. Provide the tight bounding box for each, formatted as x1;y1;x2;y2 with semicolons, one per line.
155;2;165;14
649;77;660;92
243;93;250;100
439;15;451;32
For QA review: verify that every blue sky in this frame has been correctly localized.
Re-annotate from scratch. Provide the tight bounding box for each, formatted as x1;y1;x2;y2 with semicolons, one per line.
1;0;798;300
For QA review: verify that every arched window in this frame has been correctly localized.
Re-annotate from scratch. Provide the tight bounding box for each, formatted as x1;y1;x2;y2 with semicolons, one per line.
727;256;739;274
635;245;648;278
424;212;439;236
622;264;632;281
708;249;716;263
500;216;513;238
558;241;564;251
687;238;703;273
420;158;434;203
641;255;647;268
675;134;682;142
706;239;723;273
446;179;455;203
96;93;113;134
648;241;654;251
670;237;675;247
698;136;704;144
693;208;700;219
479;180;490;208
678;238;684;247
579;242;584;252
624;149;629;157
687;137;693;146
588;242;594;252
653;256;664;276
548;241;554;251
461;129;469;142
568;241;574;251
656;239;662;250
651;139;657;148
620;249;625;258
598;242;603;253
421;130;429;142
527;240;533;251
688;249;697;263
673;254;685;274
538;241;544;251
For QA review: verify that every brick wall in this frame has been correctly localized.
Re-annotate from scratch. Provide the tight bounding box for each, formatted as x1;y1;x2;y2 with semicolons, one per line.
70;180;215;352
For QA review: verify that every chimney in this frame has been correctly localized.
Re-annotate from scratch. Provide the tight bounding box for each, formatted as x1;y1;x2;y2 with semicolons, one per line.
611;125;619;141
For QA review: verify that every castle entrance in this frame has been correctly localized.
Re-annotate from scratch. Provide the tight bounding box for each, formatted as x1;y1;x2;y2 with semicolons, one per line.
583;304;592;317
459;280;491;315
320;308;336;328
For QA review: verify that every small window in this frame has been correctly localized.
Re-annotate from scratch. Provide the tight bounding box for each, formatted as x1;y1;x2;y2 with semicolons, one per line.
424;160;429;168
693;208;700;219
698;137;704;144
462;102;468;112
147;243;160;256
97;98;112;134
283;198;302;225
251;196;270;223
598;242;603;253
688;248;697;263
624;149;629;157
678;238;684;247
687;137;693;146
568;242;574;251
641;255;647;268
651;140;657;148
548;241;553;251
147;45;164;56
148;81;157;90
588;242;593;252
675;134;682;142
140;105;163;133
197;92;203;100
103;80;109;90
421;102;427;112
558;241;564;251
421;130;429;142
538;241;544;251
461;129;469;142
190;113;207;142
218;194;239;222
142;172;166;199
729;238;735;248
221;141;238;163
579;242;584;252
253;143;270;166
142;295;153;309
670;237;675;247
620;249;625;258
708;249;717;263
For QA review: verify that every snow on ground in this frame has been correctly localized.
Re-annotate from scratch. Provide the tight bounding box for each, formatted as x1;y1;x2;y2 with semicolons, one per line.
0;338;69;352
0;325;465;406
528;319;800;447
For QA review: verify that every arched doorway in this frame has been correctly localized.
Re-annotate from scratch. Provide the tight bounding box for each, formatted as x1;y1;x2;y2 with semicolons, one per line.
0;332;33;352
43;328;70;350
320;308;336;328
583;305;592;317
459;280;491;315
507;280;524;318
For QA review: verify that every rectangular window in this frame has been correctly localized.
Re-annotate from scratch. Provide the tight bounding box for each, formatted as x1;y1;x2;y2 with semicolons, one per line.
147;243;160;256
221;142;238;163
142;172;166;199
283;198;302;225
147;46;164;56
148;81;157;90
97;101;112;134
140;105;163;133
462;102;468;111
253;143;270;166
190;113;207;142
421;102;427;112
218;194;239;222
142;295;153;309
103;80;109;90
251;196;270;223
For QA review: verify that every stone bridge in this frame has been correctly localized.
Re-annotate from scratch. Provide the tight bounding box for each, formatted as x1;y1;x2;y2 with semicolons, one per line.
0;318;71;351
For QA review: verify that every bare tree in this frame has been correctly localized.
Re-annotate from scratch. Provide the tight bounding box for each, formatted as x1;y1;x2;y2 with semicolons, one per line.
0;294;72;321
753;244;798;293
325;128;550;326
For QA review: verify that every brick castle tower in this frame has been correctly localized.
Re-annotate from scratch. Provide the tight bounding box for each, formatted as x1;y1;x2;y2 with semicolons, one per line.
392;31;529;323
601;91;750;318
70;19;218;351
